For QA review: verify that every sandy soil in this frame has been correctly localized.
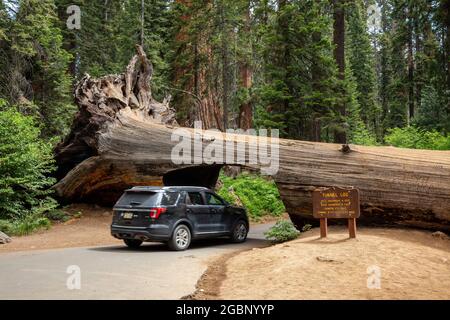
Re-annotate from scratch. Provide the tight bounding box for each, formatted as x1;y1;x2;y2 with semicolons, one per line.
0;204;121;254
193;226;450;300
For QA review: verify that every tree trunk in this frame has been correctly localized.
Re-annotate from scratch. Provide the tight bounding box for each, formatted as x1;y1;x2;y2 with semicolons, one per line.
54;47;450;232
220;0;229;130
311;27;323;142
140;0;145;47
238;1;253;130
407;5;415;122
173;0;220;129
333;0;347;144
444;0;450;99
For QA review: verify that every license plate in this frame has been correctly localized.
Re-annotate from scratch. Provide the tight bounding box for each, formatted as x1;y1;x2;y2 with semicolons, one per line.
123;212;133;219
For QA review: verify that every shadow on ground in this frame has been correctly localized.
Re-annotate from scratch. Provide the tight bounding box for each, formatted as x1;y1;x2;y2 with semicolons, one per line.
88;237;270;253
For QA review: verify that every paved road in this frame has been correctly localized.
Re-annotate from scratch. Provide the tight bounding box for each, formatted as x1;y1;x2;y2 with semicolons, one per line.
0;223;273;300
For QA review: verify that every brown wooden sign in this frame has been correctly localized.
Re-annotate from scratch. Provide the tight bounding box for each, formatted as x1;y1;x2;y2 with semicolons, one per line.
312;187;360;219
312;187;360;238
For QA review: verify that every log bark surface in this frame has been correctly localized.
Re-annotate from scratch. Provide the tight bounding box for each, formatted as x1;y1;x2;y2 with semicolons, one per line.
54;47;450;231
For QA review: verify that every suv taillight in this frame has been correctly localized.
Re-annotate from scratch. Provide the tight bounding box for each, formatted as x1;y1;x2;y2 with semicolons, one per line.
149;207;166;219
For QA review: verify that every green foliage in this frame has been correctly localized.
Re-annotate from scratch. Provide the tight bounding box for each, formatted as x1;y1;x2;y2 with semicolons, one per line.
264;220;300;243
385;127;450;150
347;0;380;138
2;0;444;146
0;0;75;138
346;66;379;146
348;97;379;146
0;102;57;221
217;172;285;220
350;122;379;146
415;85;450;133
254;0;340;140
0;215;51;236
57;0;173;100
45;209;70;222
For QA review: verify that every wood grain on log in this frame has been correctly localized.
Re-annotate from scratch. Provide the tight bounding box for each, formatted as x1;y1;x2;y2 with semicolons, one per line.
54;46;450;231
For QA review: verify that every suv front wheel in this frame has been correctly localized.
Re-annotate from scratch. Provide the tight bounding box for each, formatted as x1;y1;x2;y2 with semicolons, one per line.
230;221;248;243
168;224;191;251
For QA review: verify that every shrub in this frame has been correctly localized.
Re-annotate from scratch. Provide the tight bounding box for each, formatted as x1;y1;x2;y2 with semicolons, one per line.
264;220;300;243
0;101;57;221
217;172;285;220
45;209;70;222
349;120;379;146
385;126;450;150
0;215;51;236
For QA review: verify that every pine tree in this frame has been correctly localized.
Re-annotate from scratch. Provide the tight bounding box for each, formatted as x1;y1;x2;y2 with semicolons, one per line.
237;0;253;130
332;0;347;143
377;0;448;134
435;0;450;132
347;0;380;138
0;0;74;138
170;0;221;129
170;0;248;130
254;0;339;140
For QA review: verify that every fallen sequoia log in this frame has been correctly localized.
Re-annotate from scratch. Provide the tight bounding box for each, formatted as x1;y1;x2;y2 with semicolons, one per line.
54;46;450;231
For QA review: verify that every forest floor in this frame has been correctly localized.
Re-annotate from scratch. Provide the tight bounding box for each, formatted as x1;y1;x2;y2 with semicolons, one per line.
189;226;450;300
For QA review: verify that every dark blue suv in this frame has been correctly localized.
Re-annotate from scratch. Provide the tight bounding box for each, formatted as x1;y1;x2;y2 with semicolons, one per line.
111;186;249;250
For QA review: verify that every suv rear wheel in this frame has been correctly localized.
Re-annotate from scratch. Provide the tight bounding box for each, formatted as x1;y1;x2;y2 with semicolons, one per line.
168;224;191;251
124;239;143;248
231;220;248;243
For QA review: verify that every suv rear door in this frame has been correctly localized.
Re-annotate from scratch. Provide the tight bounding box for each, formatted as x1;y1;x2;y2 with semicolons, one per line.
186;191;210;234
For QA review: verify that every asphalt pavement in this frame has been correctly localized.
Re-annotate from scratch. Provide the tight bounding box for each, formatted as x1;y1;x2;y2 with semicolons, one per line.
0;223;273;299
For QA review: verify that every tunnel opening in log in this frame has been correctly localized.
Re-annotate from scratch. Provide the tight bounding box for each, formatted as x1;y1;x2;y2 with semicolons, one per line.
162;164;223;189
60;164;223;207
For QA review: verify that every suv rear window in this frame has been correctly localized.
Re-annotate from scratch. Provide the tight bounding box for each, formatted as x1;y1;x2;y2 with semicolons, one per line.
116;191;160;207
116;191;180;207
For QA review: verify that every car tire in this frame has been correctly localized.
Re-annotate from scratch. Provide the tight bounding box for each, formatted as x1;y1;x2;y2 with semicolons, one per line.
230;220;248;243
168;224;191;251
124;239;143;248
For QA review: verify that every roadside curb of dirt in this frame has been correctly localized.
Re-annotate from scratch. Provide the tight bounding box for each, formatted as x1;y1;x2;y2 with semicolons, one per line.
181;220;293;300
181;230;277;301
181;250;246;300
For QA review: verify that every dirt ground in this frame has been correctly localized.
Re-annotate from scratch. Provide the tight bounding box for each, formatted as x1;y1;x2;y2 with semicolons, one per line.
0;204;121;254
191;226;450;300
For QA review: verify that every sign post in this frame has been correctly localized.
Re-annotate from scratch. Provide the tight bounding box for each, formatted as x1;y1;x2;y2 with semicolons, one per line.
320;218;328;238
348;218;357;238
312;187;360;238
